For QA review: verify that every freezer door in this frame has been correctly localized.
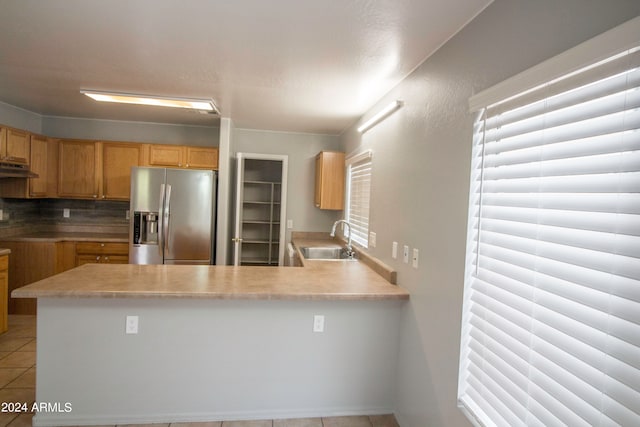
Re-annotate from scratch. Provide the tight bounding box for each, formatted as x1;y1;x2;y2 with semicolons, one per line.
165;169;214;263
129;167;166;264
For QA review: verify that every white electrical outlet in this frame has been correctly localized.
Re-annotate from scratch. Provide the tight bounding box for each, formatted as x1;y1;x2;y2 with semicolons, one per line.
125;316;139;334
403;245;409;263
63;208;70;218
369;232;376;247
0;209;3;221
412;248;419;268
287;219;293;229
313;315;325;333
392;241;398;259
126;210;130;220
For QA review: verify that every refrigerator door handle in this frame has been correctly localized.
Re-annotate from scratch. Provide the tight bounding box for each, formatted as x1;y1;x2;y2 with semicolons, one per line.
158;184;166;257
164;184;172;254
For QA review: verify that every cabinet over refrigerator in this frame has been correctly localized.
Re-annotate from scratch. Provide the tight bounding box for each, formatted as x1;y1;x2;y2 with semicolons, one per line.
129;167;217;265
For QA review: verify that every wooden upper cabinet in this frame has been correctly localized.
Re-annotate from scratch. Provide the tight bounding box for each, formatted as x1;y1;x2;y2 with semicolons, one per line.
185;147;218;169
315;151;345;210
147;144;218;170
102;142;143;200
58;140;100;199
1;127;30;164
30;137;57;198
148;144;184;167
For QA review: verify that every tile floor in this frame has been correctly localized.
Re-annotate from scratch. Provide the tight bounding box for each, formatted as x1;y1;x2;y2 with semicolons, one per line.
0;315;399;427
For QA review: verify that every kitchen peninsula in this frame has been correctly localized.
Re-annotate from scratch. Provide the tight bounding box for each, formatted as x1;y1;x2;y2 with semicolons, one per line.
12;241;408;426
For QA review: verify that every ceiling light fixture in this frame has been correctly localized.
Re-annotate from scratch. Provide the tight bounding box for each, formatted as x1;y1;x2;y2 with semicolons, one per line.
80;90;220;114
357;100;403;133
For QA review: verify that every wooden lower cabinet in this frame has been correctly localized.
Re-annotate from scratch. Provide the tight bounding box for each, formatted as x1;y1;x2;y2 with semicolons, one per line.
75;242;129;265
0;240;128;315
1;242;62;315
0;254;8;333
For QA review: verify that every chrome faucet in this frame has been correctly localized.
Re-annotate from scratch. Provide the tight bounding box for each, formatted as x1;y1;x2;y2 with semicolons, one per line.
330;219;355;258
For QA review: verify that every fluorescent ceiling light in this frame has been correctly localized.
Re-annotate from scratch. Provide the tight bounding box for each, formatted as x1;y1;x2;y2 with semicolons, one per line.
357;100;403;133
81;90;219;114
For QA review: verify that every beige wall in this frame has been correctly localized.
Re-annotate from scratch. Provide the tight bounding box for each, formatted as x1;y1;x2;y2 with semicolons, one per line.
340;1;640;426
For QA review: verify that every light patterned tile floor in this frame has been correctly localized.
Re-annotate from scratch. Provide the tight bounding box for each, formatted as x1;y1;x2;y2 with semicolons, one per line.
0;316;400;427
0;315;37;427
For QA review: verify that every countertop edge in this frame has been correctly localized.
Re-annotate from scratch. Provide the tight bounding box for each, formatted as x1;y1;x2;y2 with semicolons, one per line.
12;290;409;301
0;233;129;243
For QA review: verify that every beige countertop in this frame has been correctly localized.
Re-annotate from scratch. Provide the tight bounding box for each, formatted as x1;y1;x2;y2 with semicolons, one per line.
0;232;128;243
292;235;397;284
11;262;409;301
11;231;407;301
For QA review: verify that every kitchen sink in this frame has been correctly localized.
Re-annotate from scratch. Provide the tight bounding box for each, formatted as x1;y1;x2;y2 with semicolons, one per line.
299;246;357;261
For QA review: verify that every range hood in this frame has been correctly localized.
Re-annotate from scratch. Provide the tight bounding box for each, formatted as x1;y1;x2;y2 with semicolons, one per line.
0;158;39;179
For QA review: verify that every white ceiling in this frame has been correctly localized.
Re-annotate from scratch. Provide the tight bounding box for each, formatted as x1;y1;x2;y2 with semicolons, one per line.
0;0;491;134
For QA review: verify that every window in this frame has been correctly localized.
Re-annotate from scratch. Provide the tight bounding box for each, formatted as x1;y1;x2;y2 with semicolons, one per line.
458;18;640;427
345;150;373;247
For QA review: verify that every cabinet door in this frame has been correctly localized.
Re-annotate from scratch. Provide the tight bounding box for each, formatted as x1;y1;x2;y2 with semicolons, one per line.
75;242;129;266
102;142;143;200
56;241;76;273
76;254;102;266
185;147;218;169
148;144;184;167
101;255;129;264
315;151;345;210
1;241;56;315
76;242;128;255
314;154;322;207
58;140;99;198
0;255;8;333
5;128;30;164
29;134;49;197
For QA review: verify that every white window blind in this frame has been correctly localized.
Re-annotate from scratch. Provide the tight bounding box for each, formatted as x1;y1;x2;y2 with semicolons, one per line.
346;150;372;247
458;19;640;427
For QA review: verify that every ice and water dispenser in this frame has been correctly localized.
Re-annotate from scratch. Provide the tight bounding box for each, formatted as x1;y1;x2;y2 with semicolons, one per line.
132;212;159;245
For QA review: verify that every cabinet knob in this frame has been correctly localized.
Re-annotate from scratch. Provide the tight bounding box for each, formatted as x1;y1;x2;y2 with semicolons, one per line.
100;243;105;247
102;195;106;199
186;164;190;168
104;256;109;261
96;256;101;261
92;195;97;198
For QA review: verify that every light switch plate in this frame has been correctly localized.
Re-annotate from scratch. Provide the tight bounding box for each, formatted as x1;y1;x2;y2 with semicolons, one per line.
369;232;376;248
412;248;419;268
403;245;409;263
392;241;398;259
287;219;293;229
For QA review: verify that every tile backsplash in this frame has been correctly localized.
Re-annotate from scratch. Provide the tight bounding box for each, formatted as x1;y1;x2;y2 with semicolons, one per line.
0;198;129;236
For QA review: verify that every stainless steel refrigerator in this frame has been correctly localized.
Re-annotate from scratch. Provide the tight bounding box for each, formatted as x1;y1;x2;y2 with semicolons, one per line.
129;166;216;265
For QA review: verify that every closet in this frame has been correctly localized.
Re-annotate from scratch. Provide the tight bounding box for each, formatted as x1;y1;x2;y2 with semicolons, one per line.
233;153;288;266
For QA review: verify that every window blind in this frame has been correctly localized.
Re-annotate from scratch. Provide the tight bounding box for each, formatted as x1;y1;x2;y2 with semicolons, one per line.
458;24;640;427
346;151;372;247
